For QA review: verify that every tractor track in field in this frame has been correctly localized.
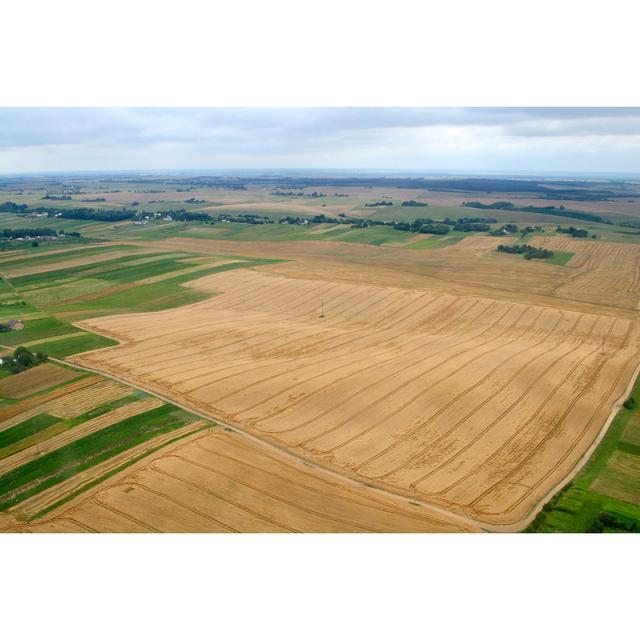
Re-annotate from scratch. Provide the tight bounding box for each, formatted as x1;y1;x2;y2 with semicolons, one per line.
47;332;640;532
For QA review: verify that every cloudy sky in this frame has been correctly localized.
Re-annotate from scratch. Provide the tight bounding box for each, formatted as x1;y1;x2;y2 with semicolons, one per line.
0;108;639;176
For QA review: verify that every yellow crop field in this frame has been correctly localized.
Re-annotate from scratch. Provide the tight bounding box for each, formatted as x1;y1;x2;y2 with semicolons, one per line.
17;429;474;532
72;252;640;529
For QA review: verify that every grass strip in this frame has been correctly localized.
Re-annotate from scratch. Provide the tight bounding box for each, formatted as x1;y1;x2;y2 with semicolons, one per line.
37;333;119;358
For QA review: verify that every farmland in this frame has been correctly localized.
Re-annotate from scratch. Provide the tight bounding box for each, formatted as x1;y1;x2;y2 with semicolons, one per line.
0;358;216;523
2;172;640;532
0;358;471;532
71;263;640;529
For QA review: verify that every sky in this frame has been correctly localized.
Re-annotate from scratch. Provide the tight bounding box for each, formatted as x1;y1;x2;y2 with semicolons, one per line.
0;107;639;176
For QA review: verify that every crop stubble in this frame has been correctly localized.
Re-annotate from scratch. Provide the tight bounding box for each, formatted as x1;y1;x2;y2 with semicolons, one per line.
71;252;640;527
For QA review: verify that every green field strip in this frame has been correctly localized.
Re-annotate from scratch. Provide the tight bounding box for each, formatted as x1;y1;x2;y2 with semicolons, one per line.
0;420;69;460
48;259;278;318
21;331;87;348
528;485;640;532
406;232;466;250
0;404;200;510
0;414;59;450
22;279;116;305
544;251;575;266
65;392;145;427
621;417;640;446
34;333;119;358
0;279;15;293
616;441;640;457
157;258;280;286
96;256;204;283
0;392;143;460
0;393;142;459
0;244;140;272
52;281;210;315
8;250;168;288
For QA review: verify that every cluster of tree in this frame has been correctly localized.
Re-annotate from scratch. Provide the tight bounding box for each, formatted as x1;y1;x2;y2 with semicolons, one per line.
80;197;107;202
401;201;428;207
456;217;497;224
497;244;554;260
364;201;393;207
184;198;206;204
392;217;436;232
587;512;640;533
279;216;308;224
0;346;47;375
350;219;387;228
42;194;72;201
271;190;305;196
418;224;449;235
169;210;213;223
1;227;59;239
463;201;609;224
279;214;379;227
489;223;519;236
556;225;589;238
0;202;29;213
217;213;272;224
453;222;490;232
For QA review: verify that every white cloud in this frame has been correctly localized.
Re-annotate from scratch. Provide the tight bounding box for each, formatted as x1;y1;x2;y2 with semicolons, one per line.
0;108;639;174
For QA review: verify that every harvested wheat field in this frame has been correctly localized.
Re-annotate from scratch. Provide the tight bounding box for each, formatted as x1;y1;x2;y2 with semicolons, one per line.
14;428;475;533
531;236;640;309
72;263;640;529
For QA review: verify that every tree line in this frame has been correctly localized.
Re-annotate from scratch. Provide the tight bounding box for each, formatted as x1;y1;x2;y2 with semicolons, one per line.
463;201;609;224
556;226;589;238
497;244;554;260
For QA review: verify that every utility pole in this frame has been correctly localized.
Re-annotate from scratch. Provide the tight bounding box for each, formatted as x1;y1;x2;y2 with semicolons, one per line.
319;298;325;318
